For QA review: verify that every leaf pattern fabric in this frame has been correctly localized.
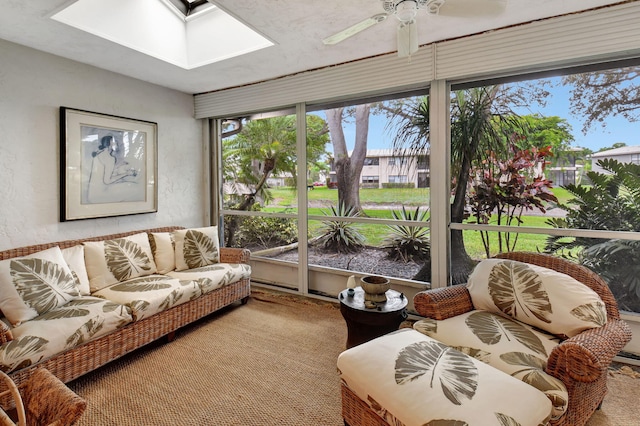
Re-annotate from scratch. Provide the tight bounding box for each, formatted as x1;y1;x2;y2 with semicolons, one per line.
173;227;220;271
11;257;78;315
396;340;478;405
465;311;547;356
488;261;552;324
0;247;79;326
104;238;154;282
92;274;202;321
337;329;553;426
467;259;608;337
413;310;566;420
0;296;132;373
168;263;251;294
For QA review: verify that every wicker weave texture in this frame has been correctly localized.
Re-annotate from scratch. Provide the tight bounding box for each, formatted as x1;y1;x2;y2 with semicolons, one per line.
351;252;632;426
21;368;86;426
0;227;251;410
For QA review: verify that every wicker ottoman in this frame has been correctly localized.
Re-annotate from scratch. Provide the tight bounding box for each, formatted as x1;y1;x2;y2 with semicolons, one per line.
337;329;552;426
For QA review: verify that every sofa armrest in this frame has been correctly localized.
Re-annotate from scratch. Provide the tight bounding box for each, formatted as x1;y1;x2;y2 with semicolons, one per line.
546;318;632;383
413;284;474;320
0;321;12;345
219;247;251;264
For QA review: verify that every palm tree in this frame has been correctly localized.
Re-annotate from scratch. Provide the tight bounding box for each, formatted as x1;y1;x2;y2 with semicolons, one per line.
391;86;521;284
223;115;329;246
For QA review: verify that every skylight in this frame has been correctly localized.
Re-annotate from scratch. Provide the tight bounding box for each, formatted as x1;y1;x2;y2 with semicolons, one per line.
51;0;273;70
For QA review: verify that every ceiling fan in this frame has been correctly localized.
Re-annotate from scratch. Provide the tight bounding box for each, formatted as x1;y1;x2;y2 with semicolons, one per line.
322;0;506;58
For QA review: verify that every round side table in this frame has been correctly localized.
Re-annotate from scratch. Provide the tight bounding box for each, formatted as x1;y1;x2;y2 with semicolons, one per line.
339;286;408;349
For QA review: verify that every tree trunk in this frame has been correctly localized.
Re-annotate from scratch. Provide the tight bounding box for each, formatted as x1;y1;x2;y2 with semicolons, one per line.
325;105;370;212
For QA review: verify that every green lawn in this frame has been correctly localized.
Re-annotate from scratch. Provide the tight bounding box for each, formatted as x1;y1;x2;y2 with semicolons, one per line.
259;186;561;256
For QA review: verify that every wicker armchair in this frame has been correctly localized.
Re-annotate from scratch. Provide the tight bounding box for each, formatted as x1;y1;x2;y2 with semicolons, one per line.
413;252;633;426
0;368;86;426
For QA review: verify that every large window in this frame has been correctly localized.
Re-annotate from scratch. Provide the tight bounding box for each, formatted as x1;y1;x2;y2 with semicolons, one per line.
448;64;640;315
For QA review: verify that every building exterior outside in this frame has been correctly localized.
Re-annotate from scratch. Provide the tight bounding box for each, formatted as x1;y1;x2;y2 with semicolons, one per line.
328;149;430;189
547;147;585;186
591;146;640;173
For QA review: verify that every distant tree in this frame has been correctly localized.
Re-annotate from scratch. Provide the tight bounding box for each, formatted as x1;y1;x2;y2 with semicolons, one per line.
561;66;640;133
595;142;627;152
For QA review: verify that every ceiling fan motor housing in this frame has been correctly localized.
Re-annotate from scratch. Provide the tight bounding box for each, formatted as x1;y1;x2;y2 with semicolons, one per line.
381;0;445;17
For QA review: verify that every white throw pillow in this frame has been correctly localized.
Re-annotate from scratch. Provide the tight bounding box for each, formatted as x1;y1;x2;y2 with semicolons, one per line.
84;232;157;293
61;245;91;295
0;247;79;326
173;227;220;272
148;232;175;274
466;259;607;338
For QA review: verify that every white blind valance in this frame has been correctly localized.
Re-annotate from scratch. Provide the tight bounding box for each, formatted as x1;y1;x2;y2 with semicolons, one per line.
195;2;640;119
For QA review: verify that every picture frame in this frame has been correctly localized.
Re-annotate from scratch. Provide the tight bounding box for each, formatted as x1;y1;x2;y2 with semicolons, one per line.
60;107;158;221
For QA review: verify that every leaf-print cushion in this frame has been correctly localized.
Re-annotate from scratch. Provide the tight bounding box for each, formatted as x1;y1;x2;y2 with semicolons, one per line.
413;311;568;420
92;274;202;321
173;227;220;272
84;232;157;293
0;247;80;327
337;329;552;426
148;232;176;274
466;259;607;338
61;245;91;295
0;296;132;373
167;263;251;294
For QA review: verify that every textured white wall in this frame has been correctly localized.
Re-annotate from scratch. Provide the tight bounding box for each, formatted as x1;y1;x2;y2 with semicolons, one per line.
0;39;206;250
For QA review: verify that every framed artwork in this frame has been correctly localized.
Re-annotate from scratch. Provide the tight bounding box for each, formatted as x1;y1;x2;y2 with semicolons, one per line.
60;107;158;221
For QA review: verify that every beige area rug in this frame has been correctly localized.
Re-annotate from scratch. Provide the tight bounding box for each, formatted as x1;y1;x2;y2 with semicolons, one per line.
68;289;639;425
69;289;346;426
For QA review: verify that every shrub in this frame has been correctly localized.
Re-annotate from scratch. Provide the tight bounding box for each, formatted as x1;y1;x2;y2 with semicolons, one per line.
223;203;298;249
381;183;414;189
545;158;640;312
382;206;431;262
315;203;365;253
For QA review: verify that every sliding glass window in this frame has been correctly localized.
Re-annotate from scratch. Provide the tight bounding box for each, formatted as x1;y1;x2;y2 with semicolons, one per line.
448;62;640;315
305;92;431;289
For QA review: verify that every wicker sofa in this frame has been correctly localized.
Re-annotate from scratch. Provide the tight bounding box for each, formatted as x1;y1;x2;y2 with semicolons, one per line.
0;226;251;409
340;252;632;426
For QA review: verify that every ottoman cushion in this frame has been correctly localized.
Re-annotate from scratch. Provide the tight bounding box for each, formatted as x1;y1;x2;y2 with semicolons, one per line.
337;329;552;426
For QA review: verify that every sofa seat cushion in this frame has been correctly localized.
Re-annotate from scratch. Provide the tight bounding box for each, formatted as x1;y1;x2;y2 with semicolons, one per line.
338;329;552;426
92;274;202;321
167;263;251;294
0;296;132;373
414;310;568;420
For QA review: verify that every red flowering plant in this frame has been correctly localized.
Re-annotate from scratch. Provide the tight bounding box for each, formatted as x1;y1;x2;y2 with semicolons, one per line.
466;140;558;257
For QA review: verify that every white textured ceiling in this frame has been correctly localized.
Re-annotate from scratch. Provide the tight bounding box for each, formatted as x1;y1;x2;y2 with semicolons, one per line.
0;0;633;94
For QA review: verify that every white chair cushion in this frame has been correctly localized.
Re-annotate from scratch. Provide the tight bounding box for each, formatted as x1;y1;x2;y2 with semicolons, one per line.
467;259;607;338
414;310;568;420
337;329;552;426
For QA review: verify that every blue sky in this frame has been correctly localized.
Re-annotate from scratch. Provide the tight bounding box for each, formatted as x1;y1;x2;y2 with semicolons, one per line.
315;76;637;154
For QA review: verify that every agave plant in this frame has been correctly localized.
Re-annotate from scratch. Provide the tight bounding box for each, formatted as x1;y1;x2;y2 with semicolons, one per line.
382;206;430;263
316;203;365;254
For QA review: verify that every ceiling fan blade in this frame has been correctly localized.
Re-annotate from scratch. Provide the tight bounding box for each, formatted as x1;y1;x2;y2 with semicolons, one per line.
436;0;507;17
322;13;387;45
397;20;418;58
